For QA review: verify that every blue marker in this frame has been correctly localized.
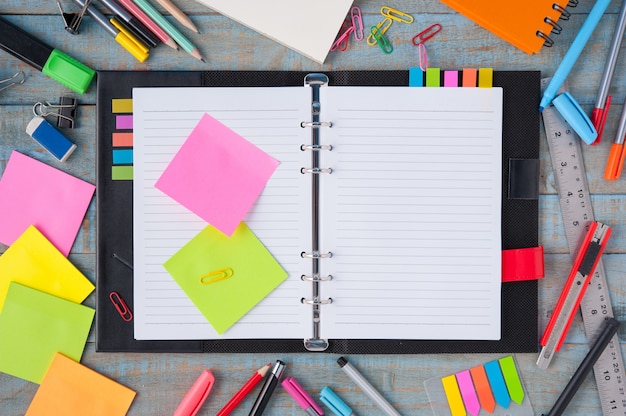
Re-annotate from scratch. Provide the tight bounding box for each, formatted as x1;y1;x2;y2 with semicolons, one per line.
320;386;353;416
539;0;611;111
26;116;77;161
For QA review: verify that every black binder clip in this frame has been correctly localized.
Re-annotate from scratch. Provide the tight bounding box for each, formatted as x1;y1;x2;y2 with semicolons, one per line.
0;71;26;93
33;97;78;129
56;0;91;35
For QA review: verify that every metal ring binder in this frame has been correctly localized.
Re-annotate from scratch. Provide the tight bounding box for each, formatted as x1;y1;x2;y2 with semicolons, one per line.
301;274;333;282
301;73;332;352
544;17;562;35
301;167;332;174
300;144;333;151
553;5;571;20
301;121;332;128
301;251;332;259
537;1;577;46
301;297;333;305
536;31;554;48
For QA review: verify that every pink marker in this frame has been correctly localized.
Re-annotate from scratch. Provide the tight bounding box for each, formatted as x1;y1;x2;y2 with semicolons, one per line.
282;377;324;416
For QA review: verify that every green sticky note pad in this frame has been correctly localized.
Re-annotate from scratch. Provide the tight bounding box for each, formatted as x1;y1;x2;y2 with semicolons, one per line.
0;282;94;383
164;222;288;334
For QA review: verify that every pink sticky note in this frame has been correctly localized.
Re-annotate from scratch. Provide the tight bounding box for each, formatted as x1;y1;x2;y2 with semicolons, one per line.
456;370;481;416
0;151;95;256
155;113;280;236
444;71;459;87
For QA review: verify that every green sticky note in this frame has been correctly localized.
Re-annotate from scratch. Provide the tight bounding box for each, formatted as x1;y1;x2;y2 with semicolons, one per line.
426;68;441;87
164;222;288;334
0;282;94;383
499;355;525;405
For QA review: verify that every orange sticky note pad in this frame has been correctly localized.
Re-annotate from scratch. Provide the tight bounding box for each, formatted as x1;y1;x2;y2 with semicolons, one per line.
26;353;136;416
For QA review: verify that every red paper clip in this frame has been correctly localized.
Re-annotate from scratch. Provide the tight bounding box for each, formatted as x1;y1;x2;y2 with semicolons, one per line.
412;23;442;46
110;291;133;322
331;18;353;52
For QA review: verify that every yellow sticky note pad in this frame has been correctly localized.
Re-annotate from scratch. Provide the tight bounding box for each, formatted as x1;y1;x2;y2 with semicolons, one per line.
164;222;288;334
0;225;94;312
26;353;136;416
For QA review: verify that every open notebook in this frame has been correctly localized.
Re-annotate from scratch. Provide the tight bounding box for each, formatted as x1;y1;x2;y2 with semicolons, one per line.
95;70;540;354
132;76;503;348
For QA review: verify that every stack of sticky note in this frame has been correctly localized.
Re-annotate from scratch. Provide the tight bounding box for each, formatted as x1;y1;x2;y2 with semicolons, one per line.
0;151;135;415
155;113;287;334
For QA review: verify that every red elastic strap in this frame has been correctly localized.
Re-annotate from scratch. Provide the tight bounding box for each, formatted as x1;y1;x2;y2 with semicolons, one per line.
502;246;544;282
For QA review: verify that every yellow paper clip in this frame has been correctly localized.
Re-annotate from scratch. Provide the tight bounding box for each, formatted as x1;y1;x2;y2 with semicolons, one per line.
109;291;133;322
200;267;234;285
371;26;393;54
381;6;414;24
350;6;364;41
366;17;392;46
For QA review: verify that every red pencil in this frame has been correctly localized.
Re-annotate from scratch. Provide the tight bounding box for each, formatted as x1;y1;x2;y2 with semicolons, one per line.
216;363;271;416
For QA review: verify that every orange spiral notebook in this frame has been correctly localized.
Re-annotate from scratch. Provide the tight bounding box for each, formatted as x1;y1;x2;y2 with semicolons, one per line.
439;0;577;54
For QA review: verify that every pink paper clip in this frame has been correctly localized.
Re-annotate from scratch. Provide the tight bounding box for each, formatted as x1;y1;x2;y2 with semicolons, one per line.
418;43;428;71
412;23;442;46
350;6;364;41
331;18;353;52
109;291;133;322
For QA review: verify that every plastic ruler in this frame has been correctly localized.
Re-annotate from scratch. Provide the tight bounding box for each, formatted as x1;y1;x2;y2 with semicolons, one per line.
542;79;626;415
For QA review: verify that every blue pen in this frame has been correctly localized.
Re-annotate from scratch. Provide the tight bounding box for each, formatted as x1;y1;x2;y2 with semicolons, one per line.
539;0;611;111
320;387;354;416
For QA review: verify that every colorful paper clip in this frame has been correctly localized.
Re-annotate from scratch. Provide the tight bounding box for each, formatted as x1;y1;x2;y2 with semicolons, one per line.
371;26;393;54
0;70;25;93
200;267;234;285
109;291;133;322
350;6;364;41
366;17;393;46
381;6;414;24
412;23;442;46
418;43;428;71
331;18;353;52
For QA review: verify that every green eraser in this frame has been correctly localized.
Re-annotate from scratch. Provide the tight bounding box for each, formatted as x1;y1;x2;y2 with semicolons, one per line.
42;49;95;94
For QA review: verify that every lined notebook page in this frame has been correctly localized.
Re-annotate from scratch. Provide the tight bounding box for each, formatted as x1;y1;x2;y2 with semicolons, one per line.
321;86;503;340
133;87;311;340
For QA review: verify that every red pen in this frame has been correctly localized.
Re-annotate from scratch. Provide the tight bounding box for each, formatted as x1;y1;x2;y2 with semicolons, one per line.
173;370;215;416
216;363;271;416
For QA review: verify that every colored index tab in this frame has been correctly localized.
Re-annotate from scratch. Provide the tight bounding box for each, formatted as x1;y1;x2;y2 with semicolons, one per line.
111;98;133;113
484;360;510;408
441;375;465;416
409;68;424;86
455;370;480;416
499;356;525;405
444;71;459;87
469;365;496;414
462;68;477;87
478;68;493;88
426;68;440;87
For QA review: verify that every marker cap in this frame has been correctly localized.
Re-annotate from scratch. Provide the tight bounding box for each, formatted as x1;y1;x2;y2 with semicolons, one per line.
553;92;597;145
42;49;95;94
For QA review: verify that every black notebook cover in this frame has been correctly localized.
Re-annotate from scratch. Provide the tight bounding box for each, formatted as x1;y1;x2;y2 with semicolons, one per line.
96;70;540;353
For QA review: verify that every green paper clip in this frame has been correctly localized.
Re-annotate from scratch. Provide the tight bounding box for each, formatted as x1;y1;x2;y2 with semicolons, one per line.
371;26;393;54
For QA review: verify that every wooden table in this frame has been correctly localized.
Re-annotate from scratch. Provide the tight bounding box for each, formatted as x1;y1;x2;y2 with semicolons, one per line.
2;1;626;414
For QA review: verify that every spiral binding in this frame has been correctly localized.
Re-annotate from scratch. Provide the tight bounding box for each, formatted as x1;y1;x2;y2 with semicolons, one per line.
300;73;333;352
537;1;578;47
537;0;578;48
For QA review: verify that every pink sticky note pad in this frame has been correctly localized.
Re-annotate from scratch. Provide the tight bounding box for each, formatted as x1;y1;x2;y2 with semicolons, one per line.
155;113;280;236
0;151;95;256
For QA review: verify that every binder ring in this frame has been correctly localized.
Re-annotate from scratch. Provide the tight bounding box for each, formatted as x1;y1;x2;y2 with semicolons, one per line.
301;251;333;259
301;274;333;282
544;17;562;35
300;121;332;128
300;144;333;151
567;0;578;7
553;4;570;20
301;297;333;305
536;31;554;48
301;167;332;174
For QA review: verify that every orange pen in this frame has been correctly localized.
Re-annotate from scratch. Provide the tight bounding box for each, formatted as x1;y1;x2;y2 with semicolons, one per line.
604;101;626;180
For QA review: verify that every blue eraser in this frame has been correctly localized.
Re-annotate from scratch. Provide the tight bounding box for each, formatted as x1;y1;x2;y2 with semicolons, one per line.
26;116;77;161
552;92;597;145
